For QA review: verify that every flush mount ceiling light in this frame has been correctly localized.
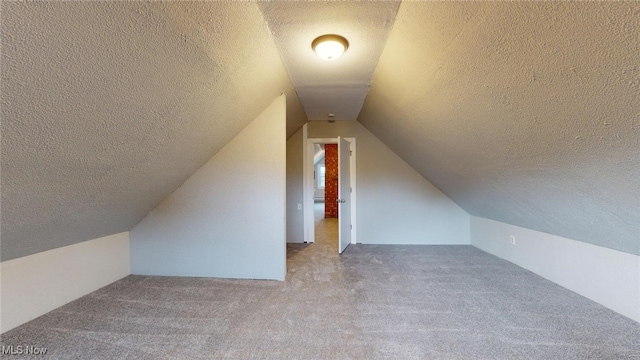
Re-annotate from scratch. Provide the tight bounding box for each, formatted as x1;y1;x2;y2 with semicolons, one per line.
312;34;349;61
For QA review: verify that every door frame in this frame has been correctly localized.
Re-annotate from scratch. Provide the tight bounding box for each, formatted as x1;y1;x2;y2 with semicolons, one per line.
303;137;357;245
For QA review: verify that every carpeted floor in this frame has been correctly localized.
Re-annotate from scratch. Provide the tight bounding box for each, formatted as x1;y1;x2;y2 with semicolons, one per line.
2;204;639;359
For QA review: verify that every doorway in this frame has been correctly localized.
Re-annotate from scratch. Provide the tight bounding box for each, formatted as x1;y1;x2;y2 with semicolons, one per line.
304;137;356;253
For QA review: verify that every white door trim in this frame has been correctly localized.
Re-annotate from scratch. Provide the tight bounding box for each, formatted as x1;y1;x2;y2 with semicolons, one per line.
303;137;357;245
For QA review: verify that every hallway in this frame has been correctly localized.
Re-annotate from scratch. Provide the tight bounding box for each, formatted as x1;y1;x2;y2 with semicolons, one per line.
313;202;338;248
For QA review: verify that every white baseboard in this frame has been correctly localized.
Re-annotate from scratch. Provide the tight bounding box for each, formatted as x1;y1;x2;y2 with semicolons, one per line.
471;216;639;323
0;232;131;333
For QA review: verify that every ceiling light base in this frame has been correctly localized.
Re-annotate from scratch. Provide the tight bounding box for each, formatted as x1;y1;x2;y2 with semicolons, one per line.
312;34;349;61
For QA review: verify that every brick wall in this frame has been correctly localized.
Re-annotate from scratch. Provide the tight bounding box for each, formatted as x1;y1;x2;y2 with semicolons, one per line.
324;144;338;218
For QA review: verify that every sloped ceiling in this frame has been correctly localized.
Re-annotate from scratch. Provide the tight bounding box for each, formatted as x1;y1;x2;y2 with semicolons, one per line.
2;1;638;261
359;2;640;255
1;1;306;260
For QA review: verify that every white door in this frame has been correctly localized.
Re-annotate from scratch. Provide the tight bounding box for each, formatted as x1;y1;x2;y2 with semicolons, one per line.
338;137;351;254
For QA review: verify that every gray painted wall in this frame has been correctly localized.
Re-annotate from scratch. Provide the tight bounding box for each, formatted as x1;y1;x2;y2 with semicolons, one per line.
471;216;640;323
130;96;286;280
307;121;470;245
286;128;304;244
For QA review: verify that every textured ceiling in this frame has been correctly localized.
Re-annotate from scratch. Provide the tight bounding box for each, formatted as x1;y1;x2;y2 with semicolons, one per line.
359;2;640;255
2;1;638;261
259;1;399;121
1;1;306;260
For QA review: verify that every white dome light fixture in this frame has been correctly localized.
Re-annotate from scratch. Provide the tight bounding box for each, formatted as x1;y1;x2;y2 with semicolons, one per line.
312;34;349;61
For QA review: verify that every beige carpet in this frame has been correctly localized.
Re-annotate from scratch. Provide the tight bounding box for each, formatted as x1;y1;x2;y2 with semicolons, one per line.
2;204;639;359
